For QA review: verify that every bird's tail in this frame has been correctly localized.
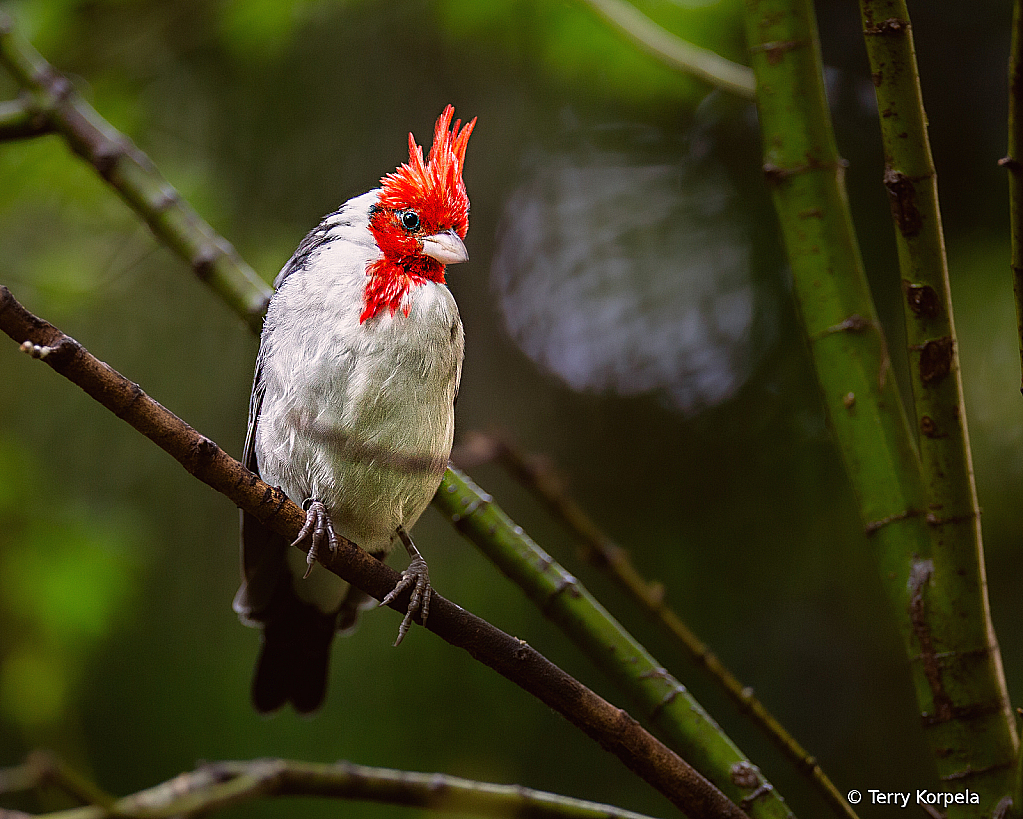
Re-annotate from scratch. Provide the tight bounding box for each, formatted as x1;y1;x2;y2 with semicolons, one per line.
252;584;340;715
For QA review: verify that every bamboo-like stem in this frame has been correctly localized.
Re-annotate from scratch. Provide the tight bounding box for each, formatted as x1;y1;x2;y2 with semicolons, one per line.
1006;0;1023;395
0;285;745;819
4;757;665;819
435;466;794;819
858;0;1016;798
743;0;1013;812
0;11;270;332
454;431;856;819
579;0;756;100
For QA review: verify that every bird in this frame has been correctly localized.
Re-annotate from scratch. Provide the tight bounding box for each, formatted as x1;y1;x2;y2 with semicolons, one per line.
233;105;475;714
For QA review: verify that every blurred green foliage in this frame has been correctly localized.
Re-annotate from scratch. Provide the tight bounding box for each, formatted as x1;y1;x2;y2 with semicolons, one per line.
438;0;746;106
0;436;142;736
0;1;1019;818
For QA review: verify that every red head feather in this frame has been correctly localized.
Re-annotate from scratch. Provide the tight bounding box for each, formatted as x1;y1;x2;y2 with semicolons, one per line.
363;106;476;323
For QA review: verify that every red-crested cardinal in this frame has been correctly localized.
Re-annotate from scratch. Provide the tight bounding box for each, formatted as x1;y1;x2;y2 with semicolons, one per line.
234;106;475;713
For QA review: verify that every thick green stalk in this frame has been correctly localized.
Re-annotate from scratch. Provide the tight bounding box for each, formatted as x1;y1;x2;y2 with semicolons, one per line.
435;467;795;819
858;0;1016;796
744;0;1012;810
742;0;923;549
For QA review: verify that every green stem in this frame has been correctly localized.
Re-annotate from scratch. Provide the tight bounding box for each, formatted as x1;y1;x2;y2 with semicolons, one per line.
743;0;1014;812
435;466;795;819
0;11;270;332
858;0;1016;799
579;0;756;100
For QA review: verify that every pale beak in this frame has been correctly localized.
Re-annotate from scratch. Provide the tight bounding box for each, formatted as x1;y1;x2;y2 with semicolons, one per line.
421;229;468;265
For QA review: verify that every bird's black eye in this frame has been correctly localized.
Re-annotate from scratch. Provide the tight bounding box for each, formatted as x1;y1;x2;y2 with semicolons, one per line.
399;210;420;232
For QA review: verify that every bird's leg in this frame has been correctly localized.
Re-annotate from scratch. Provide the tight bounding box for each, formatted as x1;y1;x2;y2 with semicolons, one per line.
380;525;432;646
293;499;339;579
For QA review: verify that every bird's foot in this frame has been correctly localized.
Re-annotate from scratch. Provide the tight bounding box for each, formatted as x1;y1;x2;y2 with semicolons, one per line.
293;499;338;579
380;527;432;646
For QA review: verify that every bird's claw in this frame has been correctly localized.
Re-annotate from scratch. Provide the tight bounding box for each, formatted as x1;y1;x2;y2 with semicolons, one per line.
292;499;338;579
380;554;431;646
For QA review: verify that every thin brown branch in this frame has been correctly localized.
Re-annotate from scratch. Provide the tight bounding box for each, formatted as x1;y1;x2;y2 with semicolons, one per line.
0;284;746;819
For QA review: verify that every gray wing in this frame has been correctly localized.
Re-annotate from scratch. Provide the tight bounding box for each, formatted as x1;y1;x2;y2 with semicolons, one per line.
272;201;372;290
234;316;344;715
242;203;322;475
242;348;265;474
234;341;284;623
235;199;375;621
234;238;303;621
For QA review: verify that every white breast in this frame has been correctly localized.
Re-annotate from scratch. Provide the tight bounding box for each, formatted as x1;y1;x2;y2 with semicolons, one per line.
253;203;464;556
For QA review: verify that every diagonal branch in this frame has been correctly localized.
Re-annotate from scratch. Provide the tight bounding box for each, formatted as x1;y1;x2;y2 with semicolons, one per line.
435;465;794;819
0;284;746;819
0;11;270;333
579;0;756;100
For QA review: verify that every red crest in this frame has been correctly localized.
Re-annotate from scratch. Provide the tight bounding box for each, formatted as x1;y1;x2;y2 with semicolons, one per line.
377;105;476;239
362;106;476;323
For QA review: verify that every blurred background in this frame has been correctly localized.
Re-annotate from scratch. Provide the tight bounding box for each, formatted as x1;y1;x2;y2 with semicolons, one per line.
0;1;1019;817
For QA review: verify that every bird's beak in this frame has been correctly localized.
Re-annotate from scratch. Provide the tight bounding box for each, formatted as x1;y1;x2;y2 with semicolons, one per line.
421;229;468;265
